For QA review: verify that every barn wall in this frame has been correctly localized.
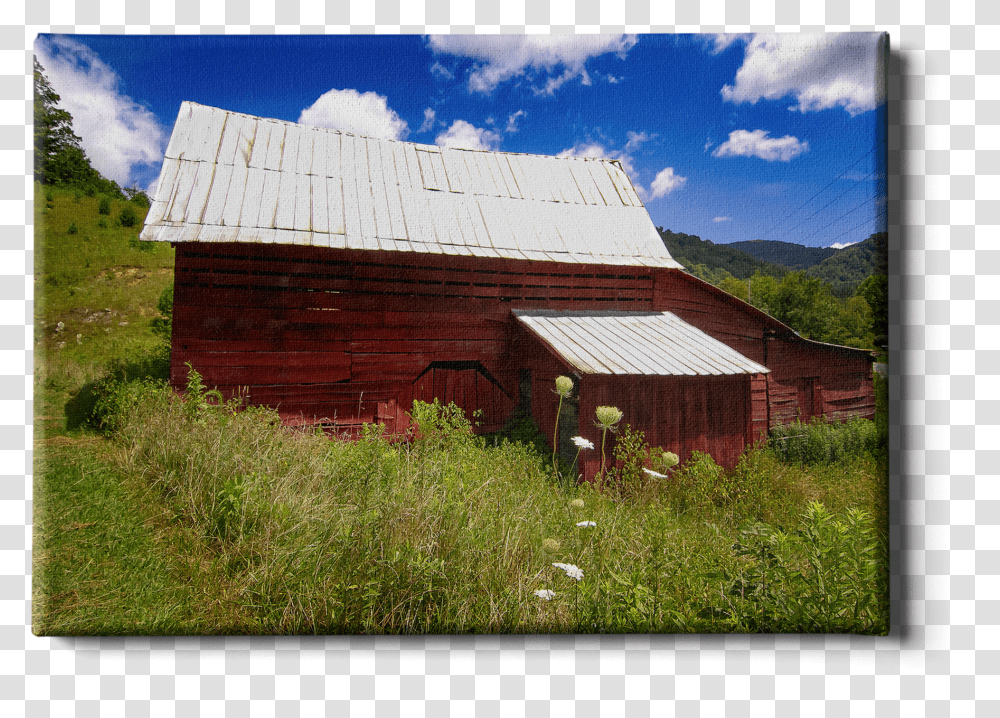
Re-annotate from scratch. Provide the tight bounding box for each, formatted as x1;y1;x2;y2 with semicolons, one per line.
573;374;752;481
171;243;658;433
652;269;875;429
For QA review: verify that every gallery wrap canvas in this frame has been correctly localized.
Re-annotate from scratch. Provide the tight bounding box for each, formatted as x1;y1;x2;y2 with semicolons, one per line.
33;33;888;635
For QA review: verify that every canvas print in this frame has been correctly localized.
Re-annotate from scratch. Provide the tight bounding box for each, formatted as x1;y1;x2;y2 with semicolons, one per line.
33;33;888;635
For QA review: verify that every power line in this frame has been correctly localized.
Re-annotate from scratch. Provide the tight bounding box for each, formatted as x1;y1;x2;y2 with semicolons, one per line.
771;166;877;243
796;193;879;245
756;145;877;241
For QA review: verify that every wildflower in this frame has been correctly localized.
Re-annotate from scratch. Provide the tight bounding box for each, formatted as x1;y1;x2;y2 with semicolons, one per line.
572;436;595;450
555;375;574;398
594;406;623;431
569;498;585;509
534;589;555;600
576;521;596;528
643;468;668;479
542;538;561;554
552;562;584;581
660;451;680;470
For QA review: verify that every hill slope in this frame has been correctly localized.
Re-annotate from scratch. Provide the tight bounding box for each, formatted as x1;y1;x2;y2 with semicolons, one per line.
805;233;886;297
658;229;788;282
727;240;837;269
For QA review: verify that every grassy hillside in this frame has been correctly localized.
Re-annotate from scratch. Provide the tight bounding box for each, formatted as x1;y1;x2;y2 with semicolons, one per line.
34;183;174;439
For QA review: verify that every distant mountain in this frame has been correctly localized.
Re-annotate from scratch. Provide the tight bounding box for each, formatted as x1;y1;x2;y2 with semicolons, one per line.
805;233;886;297
727;239;838;269
658;229;788;282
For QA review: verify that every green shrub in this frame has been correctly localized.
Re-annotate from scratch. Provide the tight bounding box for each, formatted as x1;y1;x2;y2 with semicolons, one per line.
118;204;138;228
98;195;111;215
151;283;173;340
67;222;78;235
769;416;878;465
45;188;54;203
97;217;108;229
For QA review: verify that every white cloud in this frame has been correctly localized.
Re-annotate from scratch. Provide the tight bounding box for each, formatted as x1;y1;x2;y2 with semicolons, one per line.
711;129;809;162
624;130;653;152
828;241;858;249
721;34;881;116
713;216;732;222
558;136;675;200
704;138;714;152
435;120;501;151
419;107;436;134
427;34;637;95
299;88;408;140
650;167;687;199
607;74;620;83
506;110;526;133
34;36;169;189
707;34;753;54
430;61;454;80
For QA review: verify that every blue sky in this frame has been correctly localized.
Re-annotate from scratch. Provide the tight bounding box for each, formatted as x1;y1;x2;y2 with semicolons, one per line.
35;33;885;249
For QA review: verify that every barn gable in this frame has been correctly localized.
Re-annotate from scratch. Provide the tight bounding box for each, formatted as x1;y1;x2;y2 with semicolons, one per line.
140;102;683;269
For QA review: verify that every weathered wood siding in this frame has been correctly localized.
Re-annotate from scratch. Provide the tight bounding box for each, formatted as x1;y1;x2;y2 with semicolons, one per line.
652;268;874;430
171;242;658;433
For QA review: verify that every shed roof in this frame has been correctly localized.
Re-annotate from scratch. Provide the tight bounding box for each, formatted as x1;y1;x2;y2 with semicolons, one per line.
514;309;770;376
140;102;683;268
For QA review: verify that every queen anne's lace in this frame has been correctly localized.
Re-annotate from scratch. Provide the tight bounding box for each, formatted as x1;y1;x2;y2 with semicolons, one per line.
552;562;584;581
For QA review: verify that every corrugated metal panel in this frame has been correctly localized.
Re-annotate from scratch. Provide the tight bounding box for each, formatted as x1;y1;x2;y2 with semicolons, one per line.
513;310;770;377
140;102;682;269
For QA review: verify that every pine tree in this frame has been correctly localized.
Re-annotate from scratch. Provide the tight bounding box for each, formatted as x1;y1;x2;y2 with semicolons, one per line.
33;56;101;187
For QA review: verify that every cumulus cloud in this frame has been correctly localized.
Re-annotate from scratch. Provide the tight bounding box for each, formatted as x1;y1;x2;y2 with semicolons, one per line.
624;130;653;152
721;34;881;116
558;141;634;177
427;34;637;95
828;241;858;249
506;110;526;133
435;120;501;151
713;216;732;222
430;61;454;80
650;167;687;199
299;88;408;140
711;129;809;162
34;36;169;191
419;107;436;134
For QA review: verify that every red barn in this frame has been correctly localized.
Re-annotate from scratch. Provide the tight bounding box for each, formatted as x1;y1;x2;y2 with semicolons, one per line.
140;103;875;475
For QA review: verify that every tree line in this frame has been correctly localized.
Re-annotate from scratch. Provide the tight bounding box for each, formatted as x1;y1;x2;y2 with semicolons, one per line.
34;57;147;205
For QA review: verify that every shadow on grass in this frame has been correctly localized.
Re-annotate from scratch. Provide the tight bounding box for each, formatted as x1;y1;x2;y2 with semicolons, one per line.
65;343;171;430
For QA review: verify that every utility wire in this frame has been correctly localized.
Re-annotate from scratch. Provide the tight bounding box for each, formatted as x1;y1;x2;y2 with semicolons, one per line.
756;145;877;241
771;166;877;243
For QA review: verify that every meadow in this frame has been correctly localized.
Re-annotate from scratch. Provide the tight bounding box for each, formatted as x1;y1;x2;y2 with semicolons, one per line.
32;185;889;635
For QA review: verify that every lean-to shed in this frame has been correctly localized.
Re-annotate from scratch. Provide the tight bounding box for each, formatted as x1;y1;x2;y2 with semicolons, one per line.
141;102;875;475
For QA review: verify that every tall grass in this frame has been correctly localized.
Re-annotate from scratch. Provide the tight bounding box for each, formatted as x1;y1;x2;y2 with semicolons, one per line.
51;370;889;635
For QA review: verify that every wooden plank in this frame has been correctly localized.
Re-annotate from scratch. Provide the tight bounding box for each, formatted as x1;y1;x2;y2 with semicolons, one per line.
340;135;364;243
496;154;520;199
174;350;352;368
216;112;251;167
281;122;301;174
292;172;312;231
381;142;407;239
355;137;378;247
172;363;351;386
415;149;439;190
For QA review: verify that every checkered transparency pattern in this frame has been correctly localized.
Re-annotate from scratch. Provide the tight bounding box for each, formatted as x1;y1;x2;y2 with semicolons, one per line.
3;0;997;714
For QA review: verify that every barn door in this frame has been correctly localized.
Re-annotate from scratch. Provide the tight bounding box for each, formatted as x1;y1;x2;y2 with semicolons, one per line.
412;360;515;432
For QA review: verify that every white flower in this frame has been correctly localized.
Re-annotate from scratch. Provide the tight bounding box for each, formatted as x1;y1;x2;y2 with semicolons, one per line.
643;468;668;479
572;436;595;450
569;498;585;509
534;589;555;601
552;562;584;581
576;521;597;528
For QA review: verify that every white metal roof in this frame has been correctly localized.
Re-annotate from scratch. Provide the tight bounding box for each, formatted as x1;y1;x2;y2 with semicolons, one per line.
513;309;770;376
139;102;683;268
